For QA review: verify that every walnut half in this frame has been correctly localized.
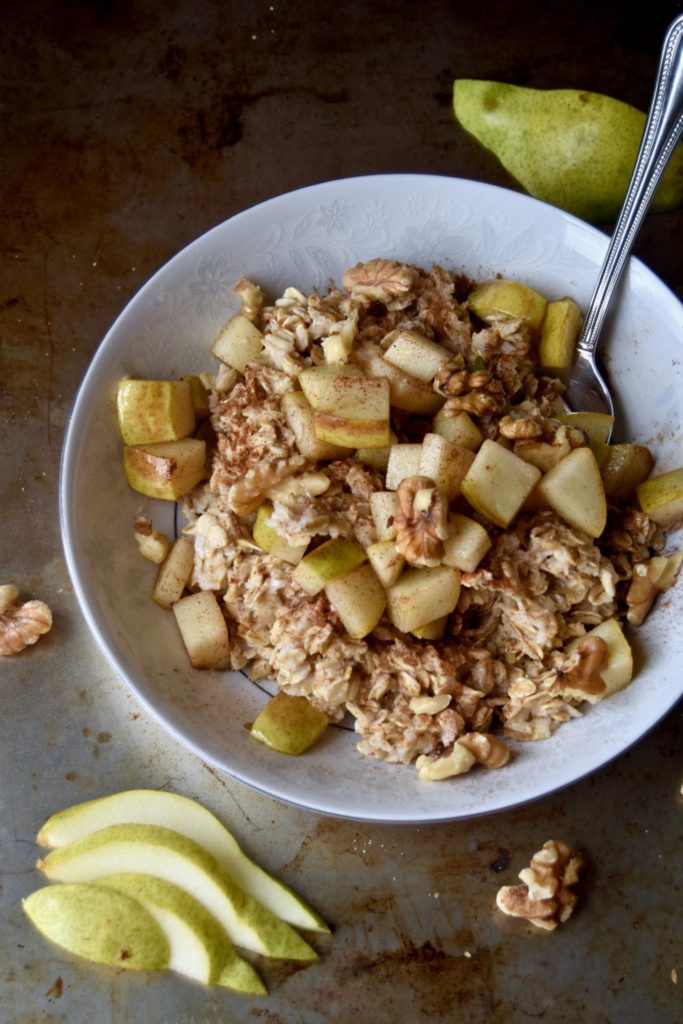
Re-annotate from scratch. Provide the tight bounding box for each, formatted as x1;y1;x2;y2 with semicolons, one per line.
496;840;583;931
0;590;53;656
395;476;449;567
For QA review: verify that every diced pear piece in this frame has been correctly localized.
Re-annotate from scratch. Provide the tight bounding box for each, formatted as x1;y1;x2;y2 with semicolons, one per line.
564;618;633;701
211;315;264;373
411;615;448;640
135;526;171;564
325;563;386;638
355;347;444;415
370;491;399;540
124;439;206;500
356;430;397;471
252;503;308;565
152;537;195;608
305;368;391;449
387;565;461;634
556;411;614;452
96;874;265;993
37;789;328;933
280;391;347;460
366;540;405;588
297;363;364;407
182;375;211;419
468;279;547;329
250;692;329;755
23;883;170;971
514;438;571;473
442;513;492;572
539;297;582;370
461;440;542;527
117;379;196;445
636;467;683;529
385;444;423;490
537;447;607;538
37;824;317;960
293;538;367;595
383;330;453;383
419;433;475;500
432;408;483;451
172;591;231;670
599;443;654;502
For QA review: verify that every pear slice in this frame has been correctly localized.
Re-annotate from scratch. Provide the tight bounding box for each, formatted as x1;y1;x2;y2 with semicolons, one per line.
355;347;444;415
281;391;348;461
37;824;318;959
37;791;328;934
453;79;683;222
442;513;492;572
385;443;423;490
419;433;475;500
182;374;211;419
537;447;607;538
152;537;195;608
411;615;448;640
293;537;368;595
124;438;206;500
117;379;196;446
383;330;453;383
556;411;614;453
370;490;400;540
24;883;170;970
250;693;329;755
539;297;582;370
172;591;232;670
636;467;683;529
97;874;265;993
467;279;546;329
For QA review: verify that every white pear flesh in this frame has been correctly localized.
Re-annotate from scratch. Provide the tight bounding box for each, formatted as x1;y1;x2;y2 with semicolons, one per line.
461;440;541;527
537;446;607;538
23;883;170;970
637;467;683;529
211;315;264;373
37;824;319;958
117;379;196;446
564;618;633;701
325;562;386;638
97;873;265;993
387;566;461;634
37;790;328;933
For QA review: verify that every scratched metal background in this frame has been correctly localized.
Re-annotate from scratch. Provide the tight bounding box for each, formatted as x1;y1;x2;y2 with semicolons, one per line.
1;1;682;1022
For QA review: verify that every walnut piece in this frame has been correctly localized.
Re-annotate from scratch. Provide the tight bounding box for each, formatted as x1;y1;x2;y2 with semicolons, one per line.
434;366;506;418
496;840;583;931
342;259;419;305
560;635;609;705
227;454;307;515
0;594;53;656
395;476;449;567
626;552;683;626
233;277;265;322
458;732;510;769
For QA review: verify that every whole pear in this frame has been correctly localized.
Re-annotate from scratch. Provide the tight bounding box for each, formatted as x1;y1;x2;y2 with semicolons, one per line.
453;80;683;222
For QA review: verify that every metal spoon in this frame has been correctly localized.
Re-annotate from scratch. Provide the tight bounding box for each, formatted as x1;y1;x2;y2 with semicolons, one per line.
565;13;683;427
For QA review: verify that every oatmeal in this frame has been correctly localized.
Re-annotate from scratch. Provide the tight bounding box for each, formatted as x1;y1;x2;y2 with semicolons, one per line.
175;259;680;776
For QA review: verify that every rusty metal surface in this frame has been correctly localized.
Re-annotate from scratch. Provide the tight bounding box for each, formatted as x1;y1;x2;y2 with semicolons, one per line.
1;1;681;1021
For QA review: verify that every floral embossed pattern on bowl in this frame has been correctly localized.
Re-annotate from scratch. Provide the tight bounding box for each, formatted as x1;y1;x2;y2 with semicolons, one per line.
60;175;683;823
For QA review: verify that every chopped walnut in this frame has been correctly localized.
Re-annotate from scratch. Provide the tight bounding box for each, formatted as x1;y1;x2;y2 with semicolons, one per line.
233;277;265;322
626;552;683;626
0;593;53;656
496;840;583;931
227;454;307;515
133;518;170;563
560;635;608;705
458;732;511;769
342;259;419;306
498;414;544;440
395;476;449;566
434;366;506;418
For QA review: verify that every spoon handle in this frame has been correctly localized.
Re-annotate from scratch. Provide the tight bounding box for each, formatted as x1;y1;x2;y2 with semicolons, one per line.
578;13;683;356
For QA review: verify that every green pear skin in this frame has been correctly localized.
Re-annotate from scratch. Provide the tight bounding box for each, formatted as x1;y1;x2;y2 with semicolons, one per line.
37;823;318;961
24;883;170;970
98;874;265;993
250;692;330;755
453;80;683;222
37;789;328;933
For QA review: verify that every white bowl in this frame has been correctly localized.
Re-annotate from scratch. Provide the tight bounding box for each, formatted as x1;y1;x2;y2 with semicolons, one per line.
60;174;683;823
